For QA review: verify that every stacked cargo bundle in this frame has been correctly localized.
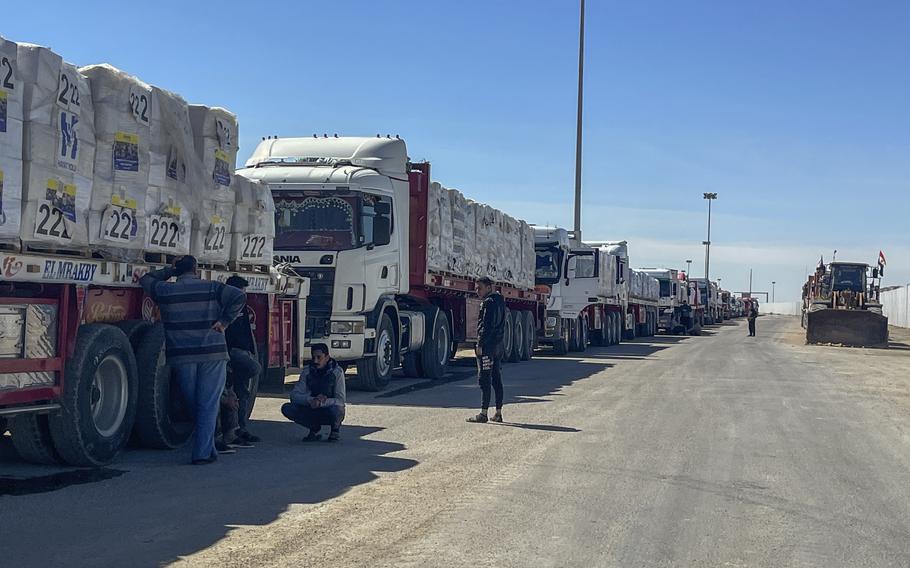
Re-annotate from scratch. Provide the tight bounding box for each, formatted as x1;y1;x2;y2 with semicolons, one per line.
426;182;453;274
188;105;238;264
0;37;23;245
145;87;199;257
230;174;274;266
81;64;151;260
425;181;535;289
18;44;96;251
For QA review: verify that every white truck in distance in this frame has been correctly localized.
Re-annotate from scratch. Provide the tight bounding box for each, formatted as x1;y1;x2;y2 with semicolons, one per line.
533;227;622;354
587;241;660;340
690;278;721;324
642;268;697;334
237;137;546;391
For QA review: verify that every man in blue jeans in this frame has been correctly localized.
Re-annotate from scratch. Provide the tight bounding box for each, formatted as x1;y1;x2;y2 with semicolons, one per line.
141;255;246;465
282;343;346;442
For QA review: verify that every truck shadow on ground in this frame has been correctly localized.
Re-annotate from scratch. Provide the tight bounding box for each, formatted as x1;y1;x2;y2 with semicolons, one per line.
0;421;416;568
363;336;688;410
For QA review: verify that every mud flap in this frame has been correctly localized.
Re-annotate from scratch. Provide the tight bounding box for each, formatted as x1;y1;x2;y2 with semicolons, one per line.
806;309;889;347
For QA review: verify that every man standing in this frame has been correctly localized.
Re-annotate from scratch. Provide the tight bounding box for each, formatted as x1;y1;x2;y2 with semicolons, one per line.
468;276;507;424
282;343;346;442
224;275;263;445
141;255;246;465
748;304;759;337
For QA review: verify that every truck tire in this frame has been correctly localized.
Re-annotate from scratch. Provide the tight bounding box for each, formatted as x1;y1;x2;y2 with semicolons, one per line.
420;311;450;380
522;311;535;360
48;324;139;466
114;319;153;351
10;413;61;465
353;313;396;391
552;320;569;355
133;324;193;449
502;309;514;364
509;311;524;363
580;318;589;351
625;315;636;341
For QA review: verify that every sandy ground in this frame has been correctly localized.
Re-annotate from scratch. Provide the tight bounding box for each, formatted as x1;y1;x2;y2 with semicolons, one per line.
3;316;910;567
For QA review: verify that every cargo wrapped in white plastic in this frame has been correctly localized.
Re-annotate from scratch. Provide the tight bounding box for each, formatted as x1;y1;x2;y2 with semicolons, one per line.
189;198;233;264
230;174;274;265
80;64;151;259
595;247;620;299
18;44;95;250
424;181;534;289
145;86;199;256
425;182;452;274
0;37;23;244
188;105;237;192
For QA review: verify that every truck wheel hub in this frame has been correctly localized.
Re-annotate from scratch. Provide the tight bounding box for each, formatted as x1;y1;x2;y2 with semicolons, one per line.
91;355;129;438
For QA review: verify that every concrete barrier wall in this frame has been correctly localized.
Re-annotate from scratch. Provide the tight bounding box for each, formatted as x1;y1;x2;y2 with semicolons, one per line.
762;302;802;316
882;286;910;328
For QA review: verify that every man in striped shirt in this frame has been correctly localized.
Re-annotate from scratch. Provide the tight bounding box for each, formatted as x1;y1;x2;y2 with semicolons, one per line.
141;255;247;465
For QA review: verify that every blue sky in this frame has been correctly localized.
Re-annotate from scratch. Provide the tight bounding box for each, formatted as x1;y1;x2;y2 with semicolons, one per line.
6;1;909;300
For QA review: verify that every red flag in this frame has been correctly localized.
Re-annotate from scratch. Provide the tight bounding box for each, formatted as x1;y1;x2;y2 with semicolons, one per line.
879;250;887;267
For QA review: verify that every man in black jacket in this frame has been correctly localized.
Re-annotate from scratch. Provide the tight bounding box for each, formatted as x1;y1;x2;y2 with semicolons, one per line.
468;277;507;423
224;276;263;444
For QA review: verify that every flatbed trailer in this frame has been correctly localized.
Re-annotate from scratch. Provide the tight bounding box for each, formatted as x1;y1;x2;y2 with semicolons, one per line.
0;251;307;466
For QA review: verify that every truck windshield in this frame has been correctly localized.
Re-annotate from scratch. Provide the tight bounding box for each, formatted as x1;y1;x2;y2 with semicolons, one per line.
572;252;596;278
274;195;360;251
536;248;562;283
659;279;671;297
830;265;866;292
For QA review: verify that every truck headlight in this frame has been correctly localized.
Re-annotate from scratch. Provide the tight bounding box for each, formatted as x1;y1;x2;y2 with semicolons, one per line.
546;316;558;328
330;321;364;334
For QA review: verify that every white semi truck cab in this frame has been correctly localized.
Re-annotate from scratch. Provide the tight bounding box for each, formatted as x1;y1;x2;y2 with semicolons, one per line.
238;136;546;391
533;226;605;353
642;268;693;333
237;137;411;389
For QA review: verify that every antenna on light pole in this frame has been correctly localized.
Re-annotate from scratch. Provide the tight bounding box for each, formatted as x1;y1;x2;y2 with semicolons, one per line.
772;281;776;303
573;0;586;241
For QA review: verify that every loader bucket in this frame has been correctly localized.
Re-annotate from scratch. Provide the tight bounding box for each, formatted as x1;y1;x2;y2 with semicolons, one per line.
806;309;889;347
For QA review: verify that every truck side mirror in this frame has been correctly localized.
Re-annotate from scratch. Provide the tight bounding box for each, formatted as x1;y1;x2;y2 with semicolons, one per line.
872;267;879;279
373;216;391;246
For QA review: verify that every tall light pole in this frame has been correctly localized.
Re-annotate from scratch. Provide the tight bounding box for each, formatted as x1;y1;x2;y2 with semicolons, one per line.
703;192;717;284
772;281;776;303
686;259;692;277
573;0;586;240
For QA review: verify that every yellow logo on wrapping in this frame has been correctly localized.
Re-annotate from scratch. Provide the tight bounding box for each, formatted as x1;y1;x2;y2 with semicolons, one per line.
214;149;227;162
111;195;137;210
46;178;76;196
0;91;7;102
211;215;222;224
115;132;139;145
164;205;182;216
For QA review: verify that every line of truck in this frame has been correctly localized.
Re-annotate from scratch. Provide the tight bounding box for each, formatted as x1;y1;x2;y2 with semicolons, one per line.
0;36;750;467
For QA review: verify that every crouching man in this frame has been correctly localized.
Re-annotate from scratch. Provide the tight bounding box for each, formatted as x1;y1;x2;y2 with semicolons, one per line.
282;343;346;442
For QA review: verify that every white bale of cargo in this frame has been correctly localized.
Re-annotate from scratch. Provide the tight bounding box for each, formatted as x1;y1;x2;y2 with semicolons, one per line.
18;44;96;250
80;64;151;259
629;269;659;302
591;242;624;299
0;36;24;245
188;105;237;264
230;174;274;265
425;181;534;289
188;105;237;193
144;86;200;256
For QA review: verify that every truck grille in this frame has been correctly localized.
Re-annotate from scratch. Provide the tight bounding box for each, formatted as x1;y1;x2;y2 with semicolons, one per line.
293;268;335;340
